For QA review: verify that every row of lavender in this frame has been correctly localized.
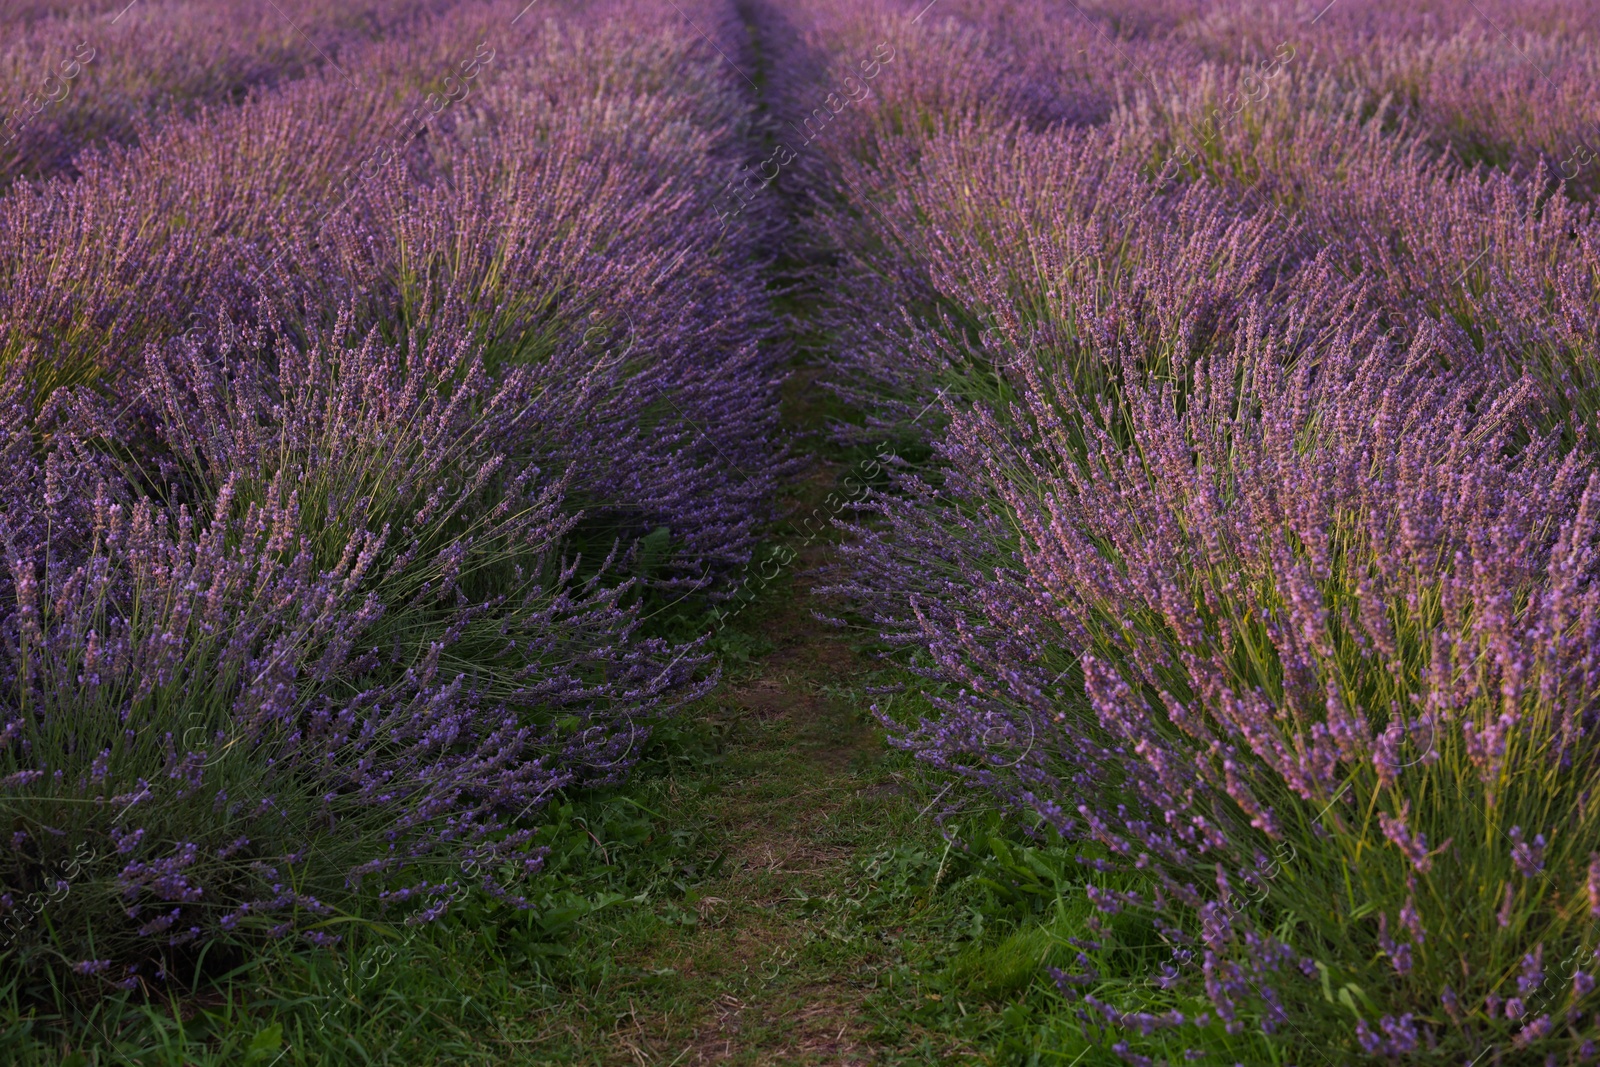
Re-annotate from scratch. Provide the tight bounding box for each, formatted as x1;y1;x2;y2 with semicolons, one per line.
0;0;782;996
767;0;1600;1060
0;0;467;187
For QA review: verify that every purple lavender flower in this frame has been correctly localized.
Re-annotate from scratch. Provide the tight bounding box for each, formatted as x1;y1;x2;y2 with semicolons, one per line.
1510;827;1547;877
1520;947;1547;998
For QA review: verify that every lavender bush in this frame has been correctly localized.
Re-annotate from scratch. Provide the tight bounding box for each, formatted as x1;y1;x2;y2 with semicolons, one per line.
0;0;776;1001
849;294;1600;1059
0;309;709;993
796;0;1600;1059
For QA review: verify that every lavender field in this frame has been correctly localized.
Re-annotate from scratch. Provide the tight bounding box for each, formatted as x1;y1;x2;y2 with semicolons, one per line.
3;0;1600;1063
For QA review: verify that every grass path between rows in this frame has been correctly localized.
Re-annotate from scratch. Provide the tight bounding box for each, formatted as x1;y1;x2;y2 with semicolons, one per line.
570;13;960;1055
602;559;922;1064
543;390;985;1065
568;17;982;1045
